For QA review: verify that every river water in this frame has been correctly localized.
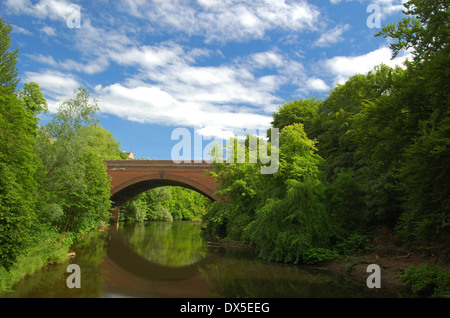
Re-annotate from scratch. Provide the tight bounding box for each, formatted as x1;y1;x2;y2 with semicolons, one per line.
1;221;410;298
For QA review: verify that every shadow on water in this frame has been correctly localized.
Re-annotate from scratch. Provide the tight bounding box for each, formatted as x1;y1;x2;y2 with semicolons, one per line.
1;221;412;298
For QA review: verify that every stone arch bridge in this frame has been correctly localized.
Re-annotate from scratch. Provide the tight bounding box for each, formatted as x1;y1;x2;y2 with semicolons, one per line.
105;160;218;220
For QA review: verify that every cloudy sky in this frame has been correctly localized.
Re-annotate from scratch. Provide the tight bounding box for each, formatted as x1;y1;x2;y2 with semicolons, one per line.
3;0;410;160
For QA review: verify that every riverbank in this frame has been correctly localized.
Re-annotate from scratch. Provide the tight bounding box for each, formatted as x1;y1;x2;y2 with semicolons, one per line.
207;235;449;297
318;253;422;289
317;252;449;297
0;223;108;294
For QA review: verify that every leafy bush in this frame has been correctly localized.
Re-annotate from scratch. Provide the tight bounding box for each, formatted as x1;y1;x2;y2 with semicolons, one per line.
301;248;339;265
334;233;373;256
399;262;450;298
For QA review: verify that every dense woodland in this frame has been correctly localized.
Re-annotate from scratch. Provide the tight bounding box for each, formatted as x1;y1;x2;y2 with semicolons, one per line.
0;0;449;296
202;0;449;296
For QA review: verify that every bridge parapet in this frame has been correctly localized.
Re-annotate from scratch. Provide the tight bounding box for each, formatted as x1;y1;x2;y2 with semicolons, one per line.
105;160;213;169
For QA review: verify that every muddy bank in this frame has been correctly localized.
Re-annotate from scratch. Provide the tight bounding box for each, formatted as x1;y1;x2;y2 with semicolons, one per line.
317;252;433;292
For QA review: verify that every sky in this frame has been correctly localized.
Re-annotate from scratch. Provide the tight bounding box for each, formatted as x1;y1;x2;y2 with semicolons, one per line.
2;0;411;160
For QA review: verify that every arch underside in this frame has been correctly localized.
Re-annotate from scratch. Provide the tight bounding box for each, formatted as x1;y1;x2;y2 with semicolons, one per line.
111;178;216;208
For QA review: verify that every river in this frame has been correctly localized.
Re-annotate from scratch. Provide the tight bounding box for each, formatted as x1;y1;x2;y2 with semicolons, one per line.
1;221;410;298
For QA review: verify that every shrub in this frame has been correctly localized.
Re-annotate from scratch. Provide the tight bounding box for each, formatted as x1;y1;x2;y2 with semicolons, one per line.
335;233;373;256
301;248;339;265
399;262;450;298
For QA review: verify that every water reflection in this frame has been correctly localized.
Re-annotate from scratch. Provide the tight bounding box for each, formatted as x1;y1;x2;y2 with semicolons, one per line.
106;222;215;282
118;222;208;267
1;221;411;298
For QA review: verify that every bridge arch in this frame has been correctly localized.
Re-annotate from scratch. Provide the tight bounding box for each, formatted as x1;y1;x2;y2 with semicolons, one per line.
110;172;216;208
105;160;219;210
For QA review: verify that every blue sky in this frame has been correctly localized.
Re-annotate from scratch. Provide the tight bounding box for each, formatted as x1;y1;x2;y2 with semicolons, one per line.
2;0;411;160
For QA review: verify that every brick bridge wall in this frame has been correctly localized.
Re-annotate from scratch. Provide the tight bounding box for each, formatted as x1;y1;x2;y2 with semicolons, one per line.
105;160;219;219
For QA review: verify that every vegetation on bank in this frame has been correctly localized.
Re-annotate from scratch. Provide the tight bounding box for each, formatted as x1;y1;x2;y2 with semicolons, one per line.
0;17;125;292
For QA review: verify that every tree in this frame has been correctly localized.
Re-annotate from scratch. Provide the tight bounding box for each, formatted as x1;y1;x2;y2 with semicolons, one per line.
0;90;38;268
376;0;450;255
376;0;449;62
79;124;128;160
0;18;19;92
244;124;333;263
0;19;48;269
36;87;112;233
271;98;321;139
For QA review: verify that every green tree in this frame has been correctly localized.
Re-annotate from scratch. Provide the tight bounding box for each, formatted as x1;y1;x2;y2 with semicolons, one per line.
271;98;321;139
376;0;449;62
0;91;37;268
0;19;48;268
244;124;333;263
204;136;266;239
0;18;19;92
204;124;333;264
36;87;112;233
376;0;450;255
78;124;127;160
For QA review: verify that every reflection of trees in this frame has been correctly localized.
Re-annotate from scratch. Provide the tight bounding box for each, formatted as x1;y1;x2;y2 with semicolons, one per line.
0;231;108;298
119;222;207;267
198;257;405;298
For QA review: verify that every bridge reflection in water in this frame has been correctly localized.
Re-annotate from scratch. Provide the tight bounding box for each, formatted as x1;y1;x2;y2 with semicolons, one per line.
102;222;218;298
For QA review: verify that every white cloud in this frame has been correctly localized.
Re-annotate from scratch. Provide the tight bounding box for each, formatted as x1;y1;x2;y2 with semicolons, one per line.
10;0;411;141
314;24;350;47
17;8;289;134
306;78;331;92
106;42;290;112
324;46;411;84
250;50;285;69
330;0;407;16
5;0;76;21
12;24;32;35
121;0;321;43
27;54;109;75
41;25;56;36
94;82;273;137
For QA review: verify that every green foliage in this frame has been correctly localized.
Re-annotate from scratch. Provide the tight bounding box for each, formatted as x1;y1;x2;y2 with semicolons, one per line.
395;114;450;255
205;123;334;264
334;233;373;256
271;98;321;138
301;248;339;265
35;87;114;233
373;0;449;256
0;18;19;92
120;186;209;222
78;124;128;160
399;263;450;298
0;231;73;292
244;179;332;264
204;0;449;263
0;28;46;267
376;0;449;62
